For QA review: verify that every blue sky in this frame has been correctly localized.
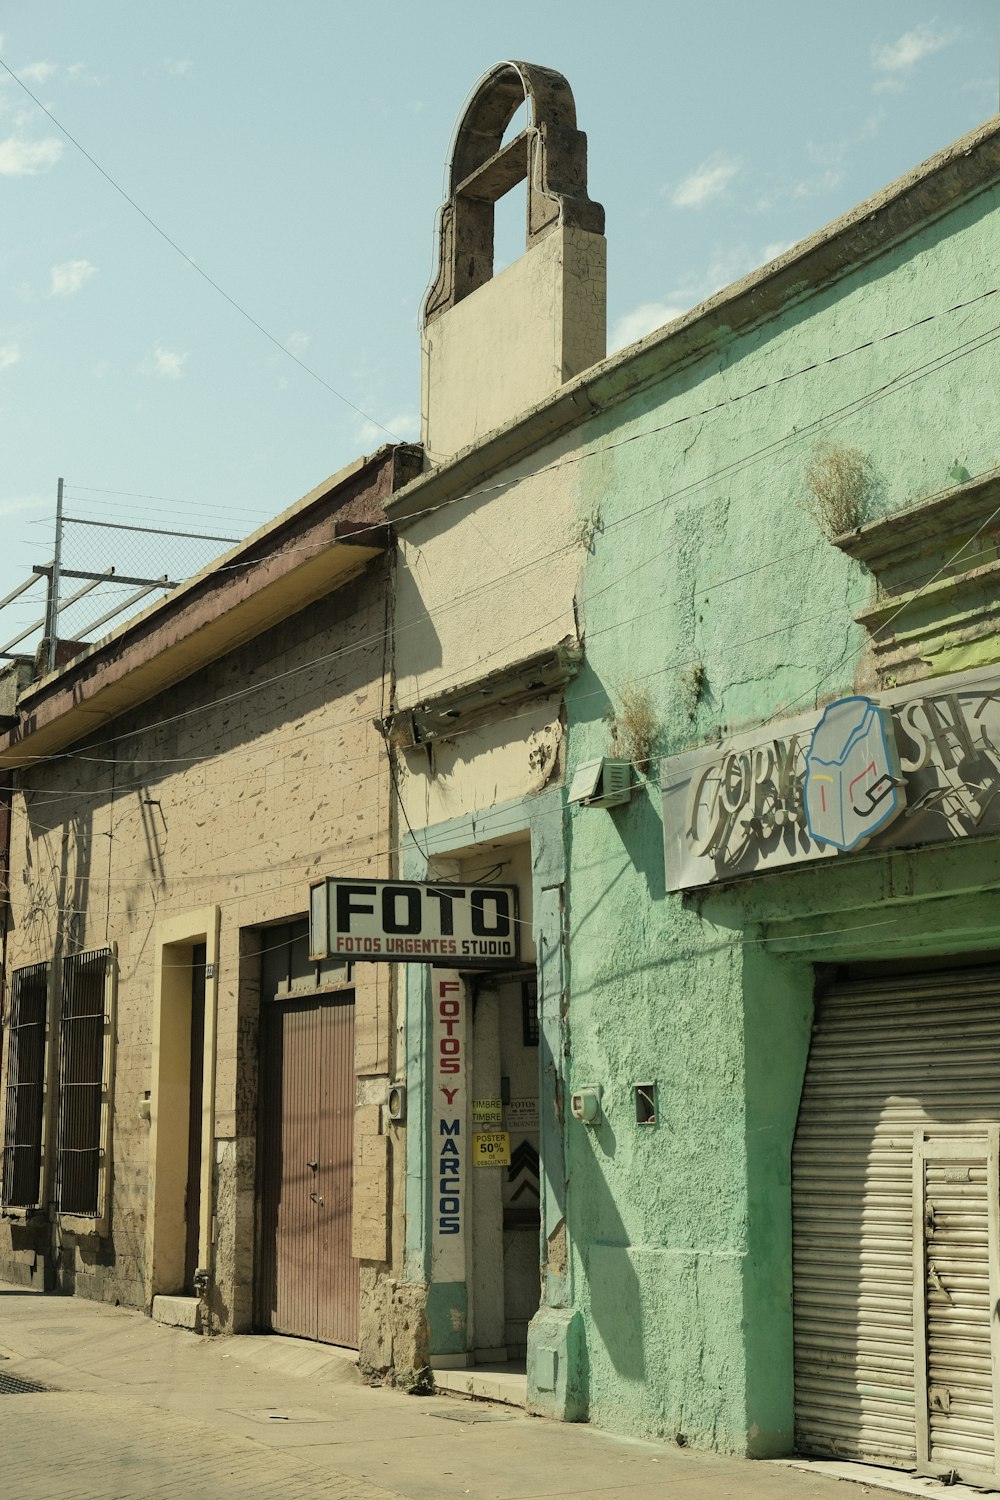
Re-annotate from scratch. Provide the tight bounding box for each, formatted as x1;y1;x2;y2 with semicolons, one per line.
1;4;998;649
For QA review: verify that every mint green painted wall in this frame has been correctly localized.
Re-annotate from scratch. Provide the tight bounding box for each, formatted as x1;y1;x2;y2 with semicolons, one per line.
561;180;1000;1451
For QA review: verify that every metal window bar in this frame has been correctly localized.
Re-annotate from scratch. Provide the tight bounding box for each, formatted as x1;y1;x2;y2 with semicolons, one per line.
54;949;111;1217
1;963;49;1209
0;567;112;658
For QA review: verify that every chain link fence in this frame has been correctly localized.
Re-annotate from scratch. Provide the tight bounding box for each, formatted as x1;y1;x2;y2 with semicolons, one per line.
0;508;241;671
54;515;239;645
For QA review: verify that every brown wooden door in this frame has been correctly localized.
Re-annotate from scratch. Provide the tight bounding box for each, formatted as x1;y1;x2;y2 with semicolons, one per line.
255;992;358;1347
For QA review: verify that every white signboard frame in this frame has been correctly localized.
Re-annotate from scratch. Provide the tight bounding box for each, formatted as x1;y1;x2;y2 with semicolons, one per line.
661;663;1000;891
309;877;519;965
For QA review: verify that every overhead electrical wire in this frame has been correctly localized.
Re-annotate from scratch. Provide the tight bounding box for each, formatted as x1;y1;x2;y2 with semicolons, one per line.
6;267;998;694
15;515;1000;807
2;237;1000;793
4;448;995;792
36;275;1000;578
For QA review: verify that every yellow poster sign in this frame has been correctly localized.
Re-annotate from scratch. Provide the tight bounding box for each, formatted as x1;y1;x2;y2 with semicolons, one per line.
472;1130;511;1167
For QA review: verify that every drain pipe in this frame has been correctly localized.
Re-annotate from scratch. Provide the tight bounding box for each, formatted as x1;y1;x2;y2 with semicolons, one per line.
197;906;222;1334
0;771;11;1027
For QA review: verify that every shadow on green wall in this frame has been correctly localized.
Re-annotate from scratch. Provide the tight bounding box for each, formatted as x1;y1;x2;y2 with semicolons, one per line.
576;1111;648;1385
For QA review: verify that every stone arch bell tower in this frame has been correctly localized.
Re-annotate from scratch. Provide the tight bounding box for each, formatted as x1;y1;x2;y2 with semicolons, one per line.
420;61;607;461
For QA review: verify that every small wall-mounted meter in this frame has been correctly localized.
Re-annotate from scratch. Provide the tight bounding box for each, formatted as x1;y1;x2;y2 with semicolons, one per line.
570;1085;602;1125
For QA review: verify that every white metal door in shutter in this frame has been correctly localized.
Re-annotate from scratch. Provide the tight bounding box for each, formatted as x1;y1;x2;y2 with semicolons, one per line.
792;966;1000;1477
913;1129;1000;1487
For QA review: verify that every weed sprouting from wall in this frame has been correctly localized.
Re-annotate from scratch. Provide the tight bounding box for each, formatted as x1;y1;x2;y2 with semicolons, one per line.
610;683;661;771
803;443;877;539
680;662;706;721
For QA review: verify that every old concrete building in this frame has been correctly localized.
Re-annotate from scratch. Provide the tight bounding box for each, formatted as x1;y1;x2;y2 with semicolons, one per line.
8;47;1000;1493
381;59;605;1408
0;444;418;1359
379;55;1000;1492
562;115;1000;1483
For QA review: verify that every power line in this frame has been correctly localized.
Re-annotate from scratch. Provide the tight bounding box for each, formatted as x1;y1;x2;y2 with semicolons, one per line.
12;534;996;801
65;492;269;522
63;283;1000;597
73;275;1000;535
5;269;1000;777
0;56;401;443
0;434;988;784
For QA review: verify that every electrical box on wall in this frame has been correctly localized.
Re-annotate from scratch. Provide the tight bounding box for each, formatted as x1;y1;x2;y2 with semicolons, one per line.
571;1085;602;1125
568;758;632;810
387;1082;407;1123
634;1082;657;1125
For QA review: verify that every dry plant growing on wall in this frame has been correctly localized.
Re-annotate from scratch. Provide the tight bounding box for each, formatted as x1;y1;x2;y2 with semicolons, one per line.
610;683;660;771
680;662;706;721
803;443;877;538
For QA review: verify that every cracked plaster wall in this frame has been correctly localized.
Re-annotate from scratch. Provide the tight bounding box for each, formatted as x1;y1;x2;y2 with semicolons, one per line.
561;177;1000;1452
0;566;396;1335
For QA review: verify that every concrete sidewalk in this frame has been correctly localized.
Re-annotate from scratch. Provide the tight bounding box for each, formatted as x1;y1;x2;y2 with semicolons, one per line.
0;1283;935;1499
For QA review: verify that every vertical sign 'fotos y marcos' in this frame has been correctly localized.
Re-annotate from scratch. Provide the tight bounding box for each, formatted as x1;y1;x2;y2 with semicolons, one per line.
431;972;466;1280
309;877;519;965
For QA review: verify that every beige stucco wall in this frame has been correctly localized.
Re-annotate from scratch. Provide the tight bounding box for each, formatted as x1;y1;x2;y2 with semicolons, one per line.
0;562;396;1333
392;424;585;829
421;226;606;463
397;702;566;832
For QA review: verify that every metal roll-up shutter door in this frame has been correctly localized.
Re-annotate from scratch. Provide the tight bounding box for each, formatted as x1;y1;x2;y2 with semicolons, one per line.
792;965;1000;1477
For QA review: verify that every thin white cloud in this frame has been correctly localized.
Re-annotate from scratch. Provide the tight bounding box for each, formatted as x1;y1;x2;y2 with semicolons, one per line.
0;343;20;370
49;259;98;297
0;495;47;516
151;345;187;379
18;61;58;85
0;135;63;174
859;108;887;141
610;239;810;354
873;24;954;73
792;167;845;199
610;302;686;351
67;62;107;86
357;411;419;445
164;58;193;76
285;330;310;357
672;154;741;210
756;166;845;213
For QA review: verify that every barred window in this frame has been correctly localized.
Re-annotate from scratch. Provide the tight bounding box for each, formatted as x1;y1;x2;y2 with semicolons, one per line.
55;948;115;1220
1;962;50;1210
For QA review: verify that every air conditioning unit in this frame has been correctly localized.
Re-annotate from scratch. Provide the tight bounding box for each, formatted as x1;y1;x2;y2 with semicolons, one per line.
567;758;632;810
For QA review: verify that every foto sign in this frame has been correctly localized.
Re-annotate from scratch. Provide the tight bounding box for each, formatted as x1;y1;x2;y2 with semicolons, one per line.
309;877;519;965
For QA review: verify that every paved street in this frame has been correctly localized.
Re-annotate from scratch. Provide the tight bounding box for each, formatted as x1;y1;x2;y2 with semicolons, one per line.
0;1283;937;1500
